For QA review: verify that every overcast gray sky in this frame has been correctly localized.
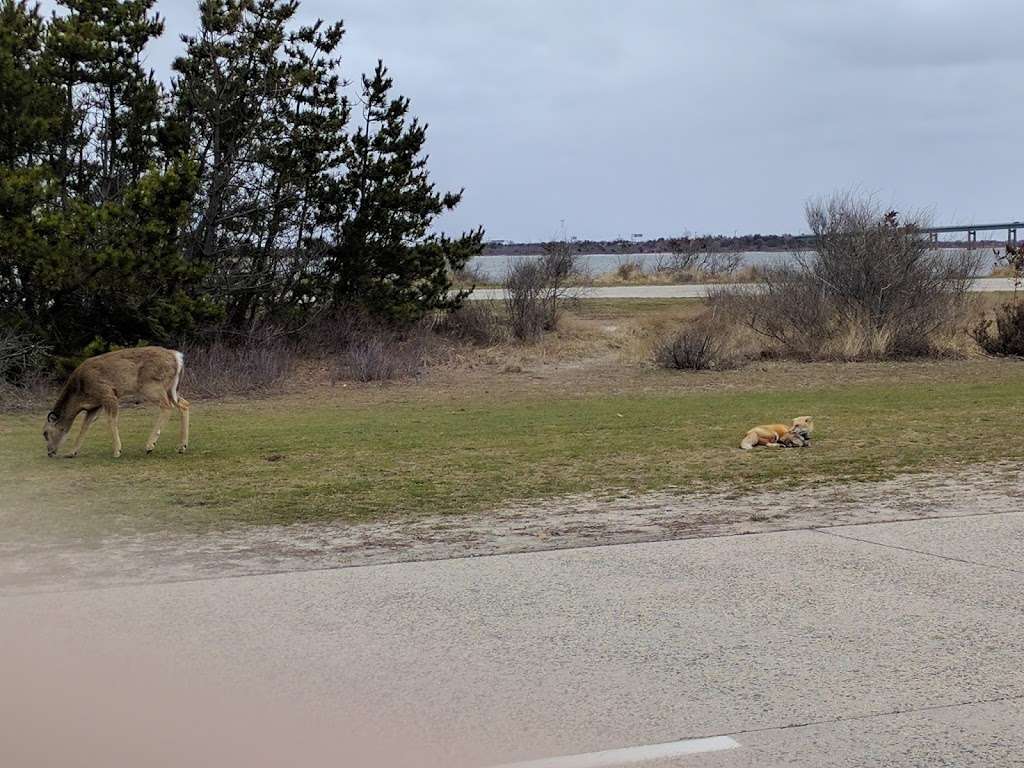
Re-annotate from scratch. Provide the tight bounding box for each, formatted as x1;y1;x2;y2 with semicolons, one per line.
143;0;1022;241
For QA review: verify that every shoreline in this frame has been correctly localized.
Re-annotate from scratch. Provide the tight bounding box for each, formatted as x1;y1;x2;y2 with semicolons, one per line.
482;241;1000;257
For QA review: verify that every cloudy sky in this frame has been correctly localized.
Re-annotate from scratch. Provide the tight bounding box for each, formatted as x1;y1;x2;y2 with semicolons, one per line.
141;0;1021;241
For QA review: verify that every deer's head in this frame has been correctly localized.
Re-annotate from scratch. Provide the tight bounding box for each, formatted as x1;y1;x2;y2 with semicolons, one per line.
43;411;69;458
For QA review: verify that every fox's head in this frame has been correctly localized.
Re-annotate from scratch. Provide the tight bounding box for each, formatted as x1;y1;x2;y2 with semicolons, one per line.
778;430;807;447
791;416;814;434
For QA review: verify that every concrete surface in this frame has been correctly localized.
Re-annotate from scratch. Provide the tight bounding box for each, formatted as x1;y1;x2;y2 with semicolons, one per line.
3;513;1023;767
467;277;1018;301
647;698;1024;767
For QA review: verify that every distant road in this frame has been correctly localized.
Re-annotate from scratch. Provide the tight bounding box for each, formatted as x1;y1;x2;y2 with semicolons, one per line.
467;277;1018;300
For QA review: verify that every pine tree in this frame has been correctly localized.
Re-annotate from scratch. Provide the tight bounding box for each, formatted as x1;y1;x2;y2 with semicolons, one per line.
0;0;63;169
28;161;216;354
326;61;483;320
4;0;485;357
171;0;351;325
0;0;67;330
44;0;165;201
2;0;215;356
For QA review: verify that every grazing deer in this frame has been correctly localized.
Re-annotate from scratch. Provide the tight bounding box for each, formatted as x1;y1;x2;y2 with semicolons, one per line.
43;347;190;458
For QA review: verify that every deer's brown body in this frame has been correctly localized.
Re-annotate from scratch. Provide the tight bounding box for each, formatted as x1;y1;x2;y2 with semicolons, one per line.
44;347;190;458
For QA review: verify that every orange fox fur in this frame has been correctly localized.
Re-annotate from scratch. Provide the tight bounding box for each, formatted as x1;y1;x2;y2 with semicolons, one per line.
740;416;814;450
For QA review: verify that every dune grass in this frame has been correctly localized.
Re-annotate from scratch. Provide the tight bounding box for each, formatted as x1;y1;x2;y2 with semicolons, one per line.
2;360;1023;543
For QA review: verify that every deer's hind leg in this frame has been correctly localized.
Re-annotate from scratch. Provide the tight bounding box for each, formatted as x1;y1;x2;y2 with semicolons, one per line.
175;397;190;454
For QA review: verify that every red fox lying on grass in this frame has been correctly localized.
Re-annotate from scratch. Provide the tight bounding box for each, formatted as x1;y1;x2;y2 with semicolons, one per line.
740;416;814;450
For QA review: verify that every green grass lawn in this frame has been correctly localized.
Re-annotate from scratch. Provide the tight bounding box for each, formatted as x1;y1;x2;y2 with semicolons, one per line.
3;367;1023;542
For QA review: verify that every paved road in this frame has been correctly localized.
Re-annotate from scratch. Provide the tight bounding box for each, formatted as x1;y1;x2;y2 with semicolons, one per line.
3;512;1023;767
468;277;1019;300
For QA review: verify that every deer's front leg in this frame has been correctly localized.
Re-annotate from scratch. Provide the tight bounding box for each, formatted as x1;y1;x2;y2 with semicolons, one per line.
66;407;101;458
146;406;173;454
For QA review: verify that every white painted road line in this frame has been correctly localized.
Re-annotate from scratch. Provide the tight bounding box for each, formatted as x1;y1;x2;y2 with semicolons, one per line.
488;736;740;768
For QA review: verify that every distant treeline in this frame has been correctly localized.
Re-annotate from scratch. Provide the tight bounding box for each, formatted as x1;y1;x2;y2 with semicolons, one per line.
484;234;809;255
484;234;987;256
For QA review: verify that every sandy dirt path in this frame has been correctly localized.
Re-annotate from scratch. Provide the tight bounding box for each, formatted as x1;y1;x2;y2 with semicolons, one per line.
3;462;1022;594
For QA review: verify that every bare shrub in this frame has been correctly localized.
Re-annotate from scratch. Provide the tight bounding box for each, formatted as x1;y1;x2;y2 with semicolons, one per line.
700;251;744;277
709;194;979;360
504;243;580;342
183;329;299;397
616;257;645;281
659;317;733;370
0;329;50;386
973;243;1024;356
310;310;435;382
731;264;767;284
0;330;52;410
653;264;700;284
504;259;548;342
991;242;1024;292
655;329;720;371
654;312;735;371
452;260;493;287
438;301;508;346
335;323;433;382
0;379;51;411
664;236;703;273
342;333;417;381
665;236;744;279
974;301;1024;356
539;239;581;313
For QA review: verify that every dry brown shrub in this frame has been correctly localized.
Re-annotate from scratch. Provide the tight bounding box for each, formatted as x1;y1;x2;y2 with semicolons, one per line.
653;309;740;371
439;301;508;346
309;310;438;382
182;328;299;397
503;245;581;342
708;194;979;361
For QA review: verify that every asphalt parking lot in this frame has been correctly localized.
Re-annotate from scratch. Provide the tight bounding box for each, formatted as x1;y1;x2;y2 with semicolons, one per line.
3;511;1023;767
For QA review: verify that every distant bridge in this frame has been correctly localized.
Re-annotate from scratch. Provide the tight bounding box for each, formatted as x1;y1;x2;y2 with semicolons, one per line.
788;221;1024;248
918;222;1024;247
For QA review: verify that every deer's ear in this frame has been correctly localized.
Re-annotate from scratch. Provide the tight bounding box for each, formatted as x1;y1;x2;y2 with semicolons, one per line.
47;411;59;424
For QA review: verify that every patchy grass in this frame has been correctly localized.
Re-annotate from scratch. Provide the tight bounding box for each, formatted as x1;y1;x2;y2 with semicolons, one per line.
3;358;1024;544
568;298;705;320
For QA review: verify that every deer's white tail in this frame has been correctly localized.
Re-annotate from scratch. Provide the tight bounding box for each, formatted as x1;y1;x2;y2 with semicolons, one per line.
170;351;185;404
